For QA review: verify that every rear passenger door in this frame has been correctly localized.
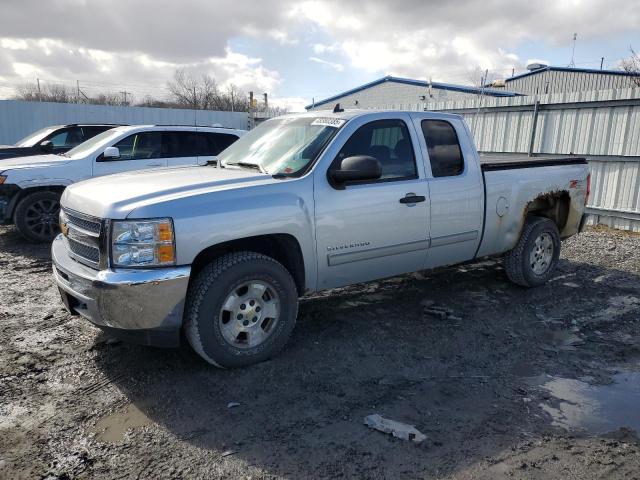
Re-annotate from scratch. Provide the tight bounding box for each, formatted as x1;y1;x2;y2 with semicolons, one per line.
412;117;484;268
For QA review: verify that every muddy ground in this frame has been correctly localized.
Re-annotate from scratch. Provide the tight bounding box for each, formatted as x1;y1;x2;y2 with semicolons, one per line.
1;225;639;479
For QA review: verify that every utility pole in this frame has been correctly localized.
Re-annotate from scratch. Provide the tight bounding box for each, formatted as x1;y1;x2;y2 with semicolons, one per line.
193;86;197;126
568;33;577;68
600;57;604;70
477;69;488;114
263;93;268;111
77;80;81;104
120;91;129;106
37;78;42;102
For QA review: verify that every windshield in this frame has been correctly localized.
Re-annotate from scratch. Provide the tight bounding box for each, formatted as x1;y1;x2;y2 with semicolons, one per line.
15;127;58;147
64;128;120;158
219;116;345;175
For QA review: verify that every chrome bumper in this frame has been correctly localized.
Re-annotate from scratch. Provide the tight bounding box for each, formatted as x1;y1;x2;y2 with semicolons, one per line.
51;234;191;347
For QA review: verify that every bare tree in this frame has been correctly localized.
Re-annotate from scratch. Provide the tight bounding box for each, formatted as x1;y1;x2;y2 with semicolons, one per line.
464;67;503;89
620;47;640;87
167;69;224;110
166;69;250;112
15;82;74;103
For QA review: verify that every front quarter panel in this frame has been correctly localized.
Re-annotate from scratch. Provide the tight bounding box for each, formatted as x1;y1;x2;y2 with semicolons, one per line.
125;176;318;291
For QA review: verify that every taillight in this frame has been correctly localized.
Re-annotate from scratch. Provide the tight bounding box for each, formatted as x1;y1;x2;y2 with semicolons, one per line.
585;173;591;206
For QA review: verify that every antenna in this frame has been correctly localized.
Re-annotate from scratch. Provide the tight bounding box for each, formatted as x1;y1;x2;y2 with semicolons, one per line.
568;33;577;68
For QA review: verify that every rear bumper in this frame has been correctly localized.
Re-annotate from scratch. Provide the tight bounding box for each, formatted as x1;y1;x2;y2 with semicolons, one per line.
51;234;191;347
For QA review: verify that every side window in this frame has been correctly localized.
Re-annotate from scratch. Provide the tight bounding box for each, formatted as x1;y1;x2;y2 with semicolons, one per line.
113;132;162;160
421;120;464;177
336;119;417;181
207;133;240;155
46;127;83;148
82;126;111;141
165;131;210;157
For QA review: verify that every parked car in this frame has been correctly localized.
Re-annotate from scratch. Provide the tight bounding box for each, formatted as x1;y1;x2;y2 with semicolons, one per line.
0;124;122;160
51;110;590;367
0;125;245;242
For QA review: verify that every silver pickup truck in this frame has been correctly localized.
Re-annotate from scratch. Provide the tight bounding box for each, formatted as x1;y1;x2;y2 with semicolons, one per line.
52;110;590;367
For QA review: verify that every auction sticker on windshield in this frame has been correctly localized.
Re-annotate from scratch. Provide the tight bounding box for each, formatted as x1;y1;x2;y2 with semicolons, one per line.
311;118;346;128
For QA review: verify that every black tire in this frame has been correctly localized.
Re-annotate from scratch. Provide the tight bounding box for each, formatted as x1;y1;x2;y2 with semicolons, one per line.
184;251;298;368
13;190;61;243
504;216;561;287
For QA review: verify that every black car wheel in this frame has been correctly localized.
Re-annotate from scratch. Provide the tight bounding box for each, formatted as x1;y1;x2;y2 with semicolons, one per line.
14;191;61;243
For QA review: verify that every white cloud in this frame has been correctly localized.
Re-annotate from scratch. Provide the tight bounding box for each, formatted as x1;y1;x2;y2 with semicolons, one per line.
309;56;344;72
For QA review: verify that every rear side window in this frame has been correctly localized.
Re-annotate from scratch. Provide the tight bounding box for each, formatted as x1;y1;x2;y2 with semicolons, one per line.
164;131;210;157
206;133;240;155
46;127;84;148
82;126;113;140
336;119;417;181
421;120;464;177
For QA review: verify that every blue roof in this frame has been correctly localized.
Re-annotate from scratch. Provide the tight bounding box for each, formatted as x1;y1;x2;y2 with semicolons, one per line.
305;75;521;110
506;65;640;82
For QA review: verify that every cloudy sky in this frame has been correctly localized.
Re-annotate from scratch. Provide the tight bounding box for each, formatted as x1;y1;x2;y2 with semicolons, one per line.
0;0;639;111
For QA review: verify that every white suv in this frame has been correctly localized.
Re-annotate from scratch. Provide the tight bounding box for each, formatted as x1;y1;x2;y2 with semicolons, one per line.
0;125;245;242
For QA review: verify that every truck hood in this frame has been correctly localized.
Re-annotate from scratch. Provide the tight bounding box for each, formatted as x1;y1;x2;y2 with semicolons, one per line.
0;154;70;172
62;165;280;219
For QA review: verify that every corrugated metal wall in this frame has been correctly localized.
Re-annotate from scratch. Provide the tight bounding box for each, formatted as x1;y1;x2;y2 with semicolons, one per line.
505;70;638;96
0;100;250;145
371;87;640;231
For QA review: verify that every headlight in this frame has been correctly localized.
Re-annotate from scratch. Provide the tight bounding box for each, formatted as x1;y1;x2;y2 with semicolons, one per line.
111;218;176;267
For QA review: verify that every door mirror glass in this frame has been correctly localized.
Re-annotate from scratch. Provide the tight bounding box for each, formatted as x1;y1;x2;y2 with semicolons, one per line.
39;140;53;153
102;146;120;160
329;155;382;185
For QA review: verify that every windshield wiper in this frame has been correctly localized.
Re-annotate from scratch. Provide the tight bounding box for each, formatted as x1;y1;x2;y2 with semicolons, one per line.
225;162;267;174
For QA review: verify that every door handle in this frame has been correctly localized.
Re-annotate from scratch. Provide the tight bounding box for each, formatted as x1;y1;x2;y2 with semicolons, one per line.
146;163;162;167
399;194;426;204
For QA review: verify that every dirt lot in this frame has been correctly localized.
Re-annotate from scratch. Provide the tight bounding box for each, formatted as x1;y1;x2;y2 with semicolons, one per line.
1;225;639;479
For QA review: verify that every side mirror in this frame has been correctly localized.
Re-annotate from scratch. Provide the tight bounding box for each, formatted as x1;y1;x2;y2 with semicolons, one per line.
329;155;382;186
102;146;120;160
40;141;53;153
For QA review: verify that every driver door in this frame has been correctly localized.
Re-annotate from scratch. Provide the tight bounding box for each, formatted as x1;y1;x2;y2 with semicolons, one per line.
92;131;167;177
313;115;430;289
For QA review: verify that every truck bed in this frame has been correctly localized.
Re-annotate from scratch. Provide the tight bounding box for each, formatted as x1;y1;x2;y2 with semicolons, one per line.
479;154;587;171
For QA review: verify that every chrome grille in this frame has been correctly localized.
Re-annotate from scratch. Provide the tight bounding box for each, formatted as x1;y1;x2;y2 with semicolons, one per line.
65;210;101;236
67;238;100;265
61;208;104;268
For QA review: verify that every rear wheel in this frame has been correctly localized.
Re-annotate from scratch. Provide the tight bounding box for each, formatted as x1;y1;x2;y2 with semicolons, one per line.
504;216;560;287
184;251;298;368
13;191;61;243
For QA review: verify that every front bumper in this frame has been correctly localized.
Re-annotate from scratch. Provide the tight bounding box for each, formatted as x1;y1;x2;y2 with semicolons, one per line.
51;234;191;347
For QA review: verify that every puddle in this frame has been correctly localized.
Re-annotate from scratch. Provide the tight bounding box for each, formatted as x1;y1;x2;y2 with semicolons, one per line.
92;404;152;442
534;372;640;435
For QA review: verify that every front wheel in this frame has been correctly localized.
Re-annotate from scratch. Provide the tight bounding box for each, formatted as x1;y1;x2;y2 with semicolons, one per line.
184;251;298;368
13;190;61;243
504;216;561;287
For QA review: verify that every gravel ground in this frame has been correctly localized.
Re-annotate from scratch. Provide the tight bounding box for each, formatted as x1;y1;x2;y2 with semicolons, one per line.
1;225;639;479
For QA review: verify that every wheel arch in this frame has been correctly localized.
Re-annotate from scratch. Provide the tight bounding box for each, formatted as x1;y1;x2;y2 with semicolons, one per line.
523;190;571;235
189;233;306;296
7;185;66;222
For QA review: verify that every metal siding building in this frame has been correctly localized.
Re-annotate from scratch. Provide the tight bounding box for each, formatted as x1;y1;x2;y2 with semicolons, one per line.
503;67;640;96
0;100;250;145
306;76;519;111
